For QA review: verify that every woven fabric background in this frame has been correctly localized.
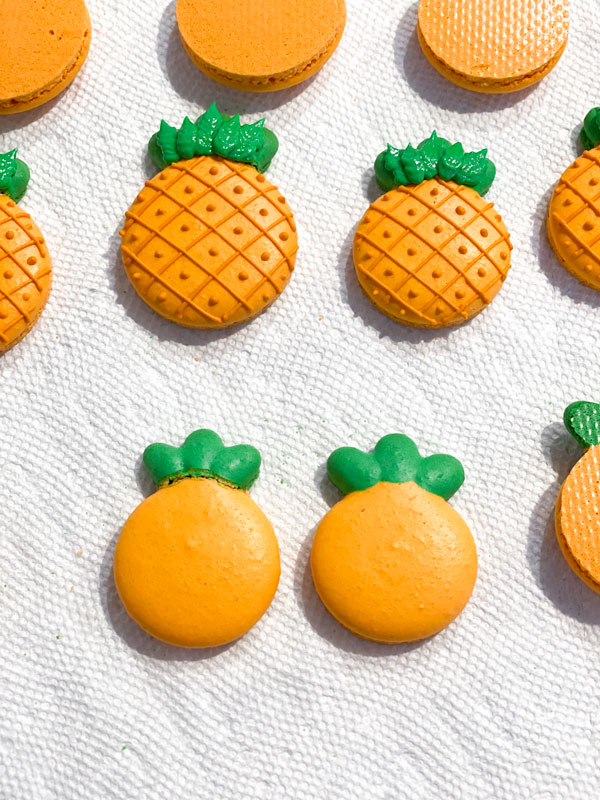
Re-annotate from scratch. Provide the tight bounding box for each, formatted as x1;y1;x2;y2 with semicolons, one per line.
1;1;599;797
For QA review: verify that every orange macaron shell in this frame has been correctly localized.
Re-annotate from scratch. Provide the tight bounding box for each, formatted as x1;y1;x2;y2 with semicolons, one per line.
547;148;600;291
114;478;280;648
0;0;91;114
176;0;346;91
0;194;52;353
311;481;478;643
417;0;568;93
555;445;600;594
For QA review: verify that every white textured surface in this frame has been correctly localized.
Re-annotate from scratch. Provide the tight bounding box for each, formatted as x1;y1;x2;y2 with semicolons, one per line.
1;1;600;798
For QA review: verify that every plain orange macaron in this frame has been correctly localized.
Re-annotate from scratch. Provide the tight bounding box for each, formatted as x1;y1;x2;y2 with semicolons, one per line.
417;0;568;93
0;0;91;114
176;0;346;92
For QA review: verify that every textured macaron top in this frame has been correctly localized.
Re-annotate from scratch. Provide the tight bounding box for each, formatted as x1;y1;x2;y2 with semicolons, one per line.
0;0;90;103
177;0;345;79
418;0;568;82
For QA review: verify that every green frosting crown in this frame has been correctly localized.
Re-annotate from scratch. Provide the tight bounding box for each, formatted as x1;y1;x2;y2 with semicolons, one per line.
564;402;600;449
327;433;464;501
374;131;496;196
144;429;261;490
581;108;600;151
0;150;30;203
149;102;279;173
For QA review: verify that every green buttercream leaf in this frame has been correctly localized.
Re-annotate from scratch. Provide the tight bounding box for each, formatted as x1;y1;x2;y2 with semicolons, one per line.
157;120;178;166
148;104;279;173
416;454;465;501
327;434;464;499
373;434;420;483
564;402;600;448
327;447;382;495
438;142;464;181
374;133;494;195
401;145;425;185
176;116;197;160
581;108;600;151
143;429;261;489
214;114;241;156
0;149;30;203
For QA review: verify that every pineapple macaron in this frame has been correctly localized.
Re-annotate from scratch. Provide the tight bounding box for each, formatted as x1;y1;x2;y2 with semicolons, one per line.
555;402;600;594
417;0;568;94
120;103;298;329
354;132;512;328
114;429;280;648
0;150;52;354
547;108;600;291
311;434;477;643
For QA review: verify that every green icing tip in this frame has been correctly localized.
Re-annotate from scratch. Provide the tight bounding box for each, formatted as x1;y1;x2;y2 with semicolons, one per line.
327;433;464;500
374;131;496;196
143;429;261;490
149;102;279;173
581;108;600;151
564;402;600;449
0;149;30;203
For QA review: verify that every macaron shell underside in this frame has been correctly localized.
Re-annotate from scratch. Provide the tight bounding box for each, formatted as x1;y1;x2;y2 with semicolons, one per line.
417;0;568;90
555;446;600;594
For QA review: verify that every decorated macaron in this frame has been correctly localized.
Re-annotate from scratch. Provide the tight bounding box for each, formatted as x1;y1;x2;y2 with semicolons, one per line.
0;0;91;114
176;0;346;92
120;104;297;329
0;150;52;354
354;132;512;328
555;402;600;594
547;109;600;291
417;0;568;93
311;434;477;643
114;429;280;648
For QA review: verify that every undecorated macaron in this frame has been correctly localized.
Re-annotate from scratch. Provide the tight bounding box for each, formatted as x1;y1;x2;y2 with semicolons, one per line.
311;434;477;643
417;0;568;94
176;0;346;92
0;0;91;114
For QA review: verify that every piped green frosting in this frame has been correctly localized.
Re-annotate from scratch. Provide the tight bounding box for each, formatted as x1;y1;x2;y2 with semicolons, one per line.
143;429;261;490
327;433;464;500
148;102;279;173
0;150;30;203
581;108;600;151
564;402;600;449
374;131;496;196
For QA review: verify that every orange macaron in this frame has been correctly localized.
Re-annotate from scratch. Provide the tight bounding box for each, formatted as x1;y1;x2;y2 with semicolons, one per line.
555;402;600;594
0;0;91;115
417;0;568;93
176;0;346;92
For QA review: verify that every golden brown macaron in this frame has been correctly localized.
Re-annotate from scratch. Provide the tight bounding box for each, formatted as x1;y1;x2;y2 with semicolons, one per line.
417;0;568;94
176;0;346;92
0;0;91;115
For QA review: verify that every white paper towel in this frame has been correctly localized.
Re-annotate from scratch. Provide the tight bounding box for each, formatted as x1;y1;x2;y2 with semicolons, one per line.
1;1;600;797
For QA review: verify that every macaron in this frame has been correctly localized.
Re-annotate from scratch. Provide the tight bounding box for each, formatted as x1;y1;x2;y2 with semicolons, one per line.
176;0;346;92
311;434;477;643
417;0;568;93
555;402;600;594
0;0;91;115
